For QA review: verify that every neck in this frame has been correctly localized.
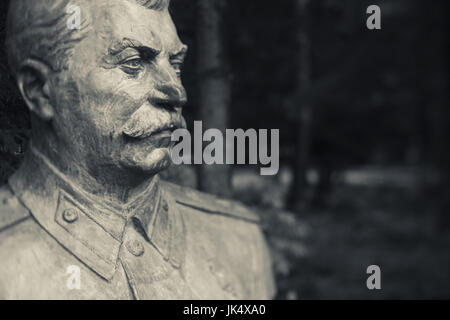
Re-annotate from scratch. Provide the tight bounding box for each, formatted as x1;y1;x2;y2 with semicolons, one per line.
25;142;159;207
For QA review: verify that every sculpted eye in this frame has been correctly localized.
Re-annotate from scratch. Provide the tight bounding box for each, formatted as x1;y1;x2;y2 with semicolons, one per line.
171;60;184;76
120;58;144;74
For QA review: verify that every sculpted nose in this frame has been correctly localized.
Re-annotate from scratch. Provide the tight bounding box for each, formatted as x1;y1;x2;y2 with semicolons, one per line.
150;84;187;110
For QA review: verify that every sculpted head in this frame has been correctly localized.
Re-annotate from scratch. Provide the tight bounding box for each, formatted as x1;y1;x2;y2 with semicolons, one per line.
6;0;187;186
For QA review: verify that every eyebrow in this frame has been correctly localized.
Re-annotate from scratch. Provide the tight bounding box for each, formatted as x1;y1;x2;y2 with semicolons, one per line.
108;38;188;61
108;38;161;56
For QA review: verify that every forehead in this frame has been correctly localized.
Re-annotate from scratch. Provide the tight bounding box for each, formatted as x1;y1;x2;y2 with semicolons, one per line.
89;0;182;53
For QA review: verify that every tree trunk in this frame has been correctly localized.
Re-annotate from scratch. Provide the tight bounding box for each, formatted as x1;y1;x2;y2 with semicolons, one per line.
289;0;313;210
196;0;232;198
437;0;450;230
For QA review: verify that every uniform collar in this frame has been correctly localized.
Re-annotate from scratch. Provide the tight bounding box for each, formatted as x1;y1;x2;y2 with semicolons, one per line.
9;145;184;280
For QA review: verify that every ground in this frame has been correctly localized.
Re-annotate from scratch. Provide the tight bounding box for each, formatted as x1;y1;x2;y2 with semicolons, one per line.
233;167;450;299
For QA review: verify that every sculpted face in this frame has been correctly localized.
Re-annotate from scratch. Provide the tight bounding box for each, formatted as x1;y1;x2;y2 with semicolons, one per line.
46;0;187;178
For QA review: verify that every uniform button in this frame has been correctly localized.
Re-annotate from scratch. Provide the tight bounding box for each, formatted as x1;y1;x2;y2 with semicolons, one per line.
62;208;79;223
162;200;169;211
126;239;145;257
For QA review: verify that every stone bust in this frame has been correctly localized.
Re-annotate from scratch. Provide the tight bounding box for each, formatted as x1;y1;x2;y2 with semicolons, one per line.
0;0;275;299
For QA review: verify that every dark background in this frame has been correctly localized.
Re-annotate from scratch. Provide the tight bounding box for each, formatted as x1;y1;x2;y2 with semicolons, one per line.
1;0;449;299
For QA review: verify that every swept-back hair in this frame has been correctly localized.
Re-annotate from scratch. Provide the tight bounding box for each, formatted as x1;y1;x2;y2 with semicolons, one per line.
5;0;170;76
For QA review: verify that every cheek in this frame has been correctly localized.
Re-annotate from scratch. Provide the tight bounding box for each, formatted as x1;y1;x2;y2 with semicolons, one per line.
86;68;152;101
50;76;86;141
78;69;148;133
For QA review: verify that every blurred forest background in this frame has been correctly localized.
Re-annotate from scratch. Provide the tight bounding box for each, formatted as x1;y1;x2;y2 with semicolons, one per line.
1;0;450;299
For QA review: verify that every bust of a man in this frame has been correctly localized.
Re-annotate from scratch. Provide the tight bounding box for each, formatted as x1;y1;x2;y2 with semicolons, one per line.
0;0;275;299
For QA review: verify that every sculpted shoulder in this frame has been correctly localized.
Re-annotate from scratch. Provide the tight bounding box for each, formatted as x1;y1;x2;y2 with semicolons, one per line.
0;185;36;270
0;185;31;233
161;180;260;224
0;186;81;299
161;180;276;299
0;186;42;298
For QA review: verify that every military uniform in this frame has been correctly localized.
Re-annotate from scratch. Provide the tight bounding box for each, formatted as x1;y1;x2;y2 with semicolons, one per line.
0;148;275;300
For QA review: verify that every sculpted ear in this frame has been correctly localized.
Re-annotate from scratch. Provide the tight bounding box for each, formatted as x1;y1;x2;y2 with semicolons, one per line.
16;59;54;121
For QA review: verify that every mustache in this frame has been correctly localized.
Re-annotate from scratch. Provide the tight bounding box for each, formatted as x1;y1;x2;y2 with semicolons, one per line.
121;104;185;139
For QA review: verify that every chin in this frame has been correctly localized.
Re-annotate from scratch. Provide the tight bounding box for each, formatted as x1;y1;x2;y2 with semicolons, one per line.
120;147;173;176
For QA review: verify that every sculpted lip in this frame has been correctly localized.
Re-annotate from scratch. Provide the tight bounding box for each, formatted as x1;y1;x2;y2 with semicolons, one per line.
122;116;185;140
151;124;180;137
